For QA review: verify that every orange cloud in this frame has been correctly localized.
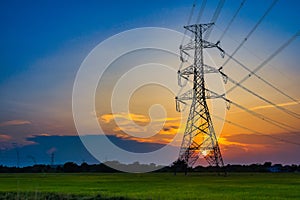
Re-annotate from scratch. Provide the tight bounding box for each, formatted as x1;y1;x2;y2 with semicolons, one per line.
249;100;300;111
99;112;183;145
158;121;180;135
114;132;174;145
218;136;248;148
218;132;300;164
100;113;150;125
0;120;31;127
37;133;51;136
114;124;180;145
219;132;300;155
100;113;182;124
0;134;12;141
100;112;181;136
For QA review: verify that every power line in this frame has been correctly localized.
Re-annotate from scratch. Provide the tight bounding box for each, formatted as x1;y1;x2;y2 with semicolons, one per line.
218;70;300;119
187;0;197;26
225;30;300;98
183;76;298;131
223;52;299;104
222;0;278;67
214;23;299;104
196;0;207;23
181;0;197;45
210;0;226;23
176;0;300;162
213;115;300;146
204;0;226;40
206;89;297;132
218;0;246;42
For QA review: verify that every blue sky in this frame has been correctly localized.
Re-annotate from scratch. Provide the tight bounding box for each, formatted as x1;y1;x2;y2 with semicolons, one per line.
0;0;300;166
0;0;192;83
1;0;299;83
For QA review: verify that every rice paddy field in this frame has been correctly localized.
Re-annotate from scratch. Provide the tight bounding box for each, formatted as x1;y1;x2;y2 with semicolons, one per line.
0;173;299;199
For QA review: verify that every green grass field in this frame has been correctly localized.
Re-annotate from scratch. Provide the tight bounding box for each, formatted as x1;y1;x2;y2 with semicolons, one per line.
0;173;299;199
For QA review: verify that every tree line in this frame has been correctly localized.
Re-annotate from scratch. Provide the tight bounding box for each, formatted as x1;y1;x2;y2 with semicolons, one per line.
0;161;299;173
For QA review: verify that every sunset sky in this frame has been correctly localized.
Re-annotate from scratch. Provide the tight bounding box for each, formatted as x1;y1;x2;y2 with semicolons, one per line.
0;0;300;166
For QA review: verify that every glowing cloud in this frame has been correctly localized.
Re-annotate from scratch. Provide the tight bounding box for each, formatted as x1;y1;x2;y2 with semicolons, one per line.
0;120;31;127
0;134;12;141
100;113;150;124
249;100;300;111
99;112;182;145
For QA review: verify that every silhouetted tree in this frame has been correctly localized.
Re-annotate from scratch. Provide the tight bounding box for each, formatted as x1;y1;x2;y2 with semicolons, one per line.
63;162;79;172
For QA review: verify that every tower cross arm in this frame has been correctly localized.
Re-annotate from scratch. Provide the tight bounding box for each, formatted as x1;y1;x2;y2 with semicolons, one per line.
205;88;225;99
184;23;214;34
176;89;193;101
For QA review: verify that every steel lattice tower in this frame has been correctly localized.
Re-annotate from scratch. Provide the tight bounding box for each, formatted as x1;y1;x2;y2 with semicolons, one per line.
176;23;225;169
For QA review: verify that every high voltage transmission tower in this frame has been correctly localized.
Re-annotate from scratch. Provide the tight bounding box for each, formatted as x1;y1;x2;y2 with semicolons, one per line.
176;23;225;171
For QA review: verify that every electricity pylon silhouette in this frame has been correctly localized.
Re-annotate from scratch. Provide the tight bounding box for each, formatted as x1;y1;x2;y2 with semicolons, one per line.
175;23;225;173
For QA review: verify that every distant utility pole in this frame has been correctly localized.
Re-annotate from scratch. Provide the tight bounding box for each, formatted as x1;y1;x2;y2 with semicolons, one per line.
176;23;225;173
17;149;20;168
51;152;54;166
27;155;37;165
12;143;20;168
